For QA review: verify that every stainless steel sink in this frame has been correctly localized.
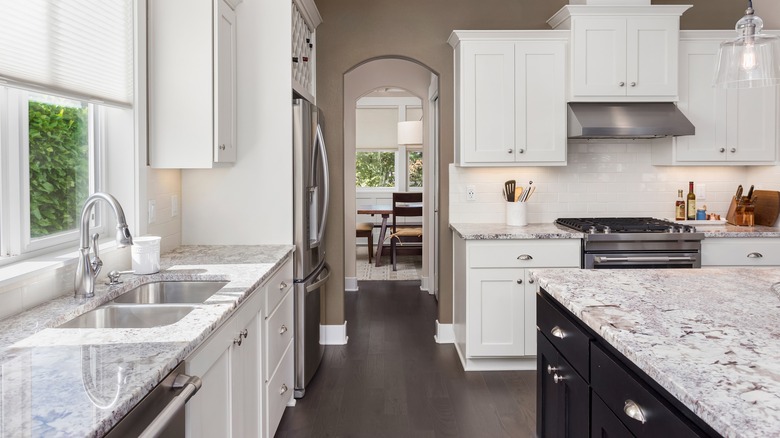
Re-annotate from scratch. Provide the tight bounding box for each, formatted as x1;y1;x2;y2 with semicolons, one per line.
58;304;196;329
111;281;228;304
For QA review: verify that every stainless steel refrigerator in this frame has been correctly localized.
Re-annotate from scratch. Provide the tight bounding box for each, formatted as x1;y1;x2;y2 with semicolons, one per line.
292;98;330;398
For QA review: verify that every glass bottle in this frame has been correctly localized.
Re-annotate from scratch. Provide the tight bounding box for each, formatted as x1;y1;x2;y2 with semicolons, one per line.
686;181;696;220
675;189;686;220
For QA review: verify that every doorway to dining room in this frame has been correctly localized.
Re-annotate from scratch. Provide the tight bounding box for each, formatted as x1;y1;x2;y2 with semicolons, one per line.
343;57;439;296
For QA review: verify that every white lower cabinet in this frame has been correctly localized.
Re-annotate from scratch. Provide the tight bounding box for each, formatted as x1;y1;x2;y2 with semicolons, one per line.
702;238;780;266
185;257;294;438
453;234;580;371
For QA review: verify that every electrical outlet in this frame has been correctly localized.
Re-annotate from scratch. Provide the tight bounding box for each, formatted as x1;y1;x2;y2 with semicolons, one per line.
696;183;706;200
466;185;476;201
171;194;179;217
148;200;156;224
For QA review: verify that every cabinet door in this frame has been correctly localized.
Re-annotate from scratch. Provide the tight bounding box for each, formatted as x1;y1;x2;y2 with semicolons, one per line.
462;42;516;163
674;40;728;162
231;312;262;437
592;393;634;438
515;41;567;163
522;271;538;356
627;17;679;97
727;85;778;162
537;332;562;438
572;17;626;97
186;346;231;438
215;0;237;163
467;268;525;356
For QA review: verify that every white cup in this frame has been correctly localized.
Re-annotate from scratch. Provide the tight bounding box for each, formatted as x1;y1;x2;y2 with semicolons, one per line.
506;202;528;227
131;236;161;274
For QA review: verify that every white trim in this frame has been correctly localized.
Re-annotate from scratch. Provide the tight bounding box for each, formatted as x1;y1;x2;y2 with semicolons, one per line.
345;277;358;292
320;321;348;345
286;398;297;407
453;342;536;371
420;276;429;292
434;320;454;344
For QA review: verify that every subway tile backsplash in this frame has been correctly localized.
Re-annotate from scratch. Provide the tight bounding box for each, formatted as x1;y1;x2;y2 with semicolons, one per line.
449;142;779;224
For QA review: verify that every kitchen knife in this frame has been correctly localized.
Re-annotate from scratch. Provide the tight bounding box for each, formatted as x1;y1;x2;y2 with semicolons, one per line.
735;185;743;201
746;185;754;201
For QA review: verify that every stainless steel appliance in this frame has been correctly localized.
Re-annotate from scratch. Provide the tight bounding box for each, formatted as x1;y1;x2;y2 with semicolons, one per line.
292;98;331;398
105;362;201;437
555;218;704;269
567;102;696;139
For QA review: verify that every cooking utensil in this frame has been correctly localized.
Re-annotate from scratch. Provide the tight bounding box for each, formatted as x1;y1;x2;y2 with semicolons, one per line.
525;186;536;202
504;180;516;202
514;187;522;202
754;190;780;226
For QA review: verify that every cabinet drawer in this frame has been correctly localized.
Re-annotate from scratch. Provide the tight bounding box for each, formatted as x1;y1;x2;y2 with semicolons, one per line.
469;239;581;268
266;259;293;313
266;342;294;438
537;290;591;379
702;238;780;266
265;290;294;380
591;344;703;438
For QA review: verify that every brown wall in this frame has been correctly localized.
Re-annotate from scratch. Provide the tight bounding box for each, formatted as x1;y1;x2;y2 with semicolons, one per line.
316;0;743;326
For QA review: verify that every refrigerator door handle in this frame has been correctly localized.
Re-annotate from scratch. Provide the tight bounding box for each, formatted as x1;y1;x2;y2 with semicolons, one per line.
310;124;329;249
305;262;331;293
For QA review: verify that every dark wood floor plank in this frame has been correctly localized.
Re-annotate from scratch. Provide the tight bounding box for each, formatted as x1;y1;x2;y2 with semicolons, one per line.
275;280;537;438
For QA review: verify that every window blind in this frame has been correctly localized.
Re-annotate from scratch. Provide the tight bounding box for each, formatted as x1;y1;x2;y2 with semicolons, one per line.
0;0;134;107
356;108;398;149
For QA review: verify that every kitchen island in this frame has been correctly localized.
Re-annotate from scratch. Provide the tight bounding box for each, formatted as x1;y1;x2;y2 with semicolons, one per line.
0;245;293;437
531;267;780;438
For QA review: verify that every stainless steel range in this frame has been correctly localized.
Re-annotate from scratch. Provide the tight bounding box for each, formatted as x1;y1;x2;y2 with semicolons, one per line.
555;217;705;269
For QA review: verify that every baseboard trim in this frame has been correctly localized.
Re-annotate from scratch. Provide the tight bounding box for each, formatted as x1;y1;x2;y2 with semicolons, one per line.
420;276;429;292
434;320;454;344
320;321;349;345
453;342;536;371
345;277;358;292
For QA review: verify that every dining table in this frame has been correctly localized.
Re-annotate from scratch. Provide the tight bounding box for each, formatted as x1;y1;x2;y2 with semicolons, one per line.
357;204;392;267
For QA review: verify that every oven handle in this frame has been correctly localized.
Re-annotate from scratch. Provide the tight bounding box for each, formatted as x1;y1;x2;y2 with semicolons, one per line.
594;256;696;263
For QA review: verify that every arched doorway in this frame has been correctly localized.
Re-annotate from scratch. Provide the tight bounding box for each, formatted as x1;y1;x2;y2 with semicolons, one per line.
343;57;439;297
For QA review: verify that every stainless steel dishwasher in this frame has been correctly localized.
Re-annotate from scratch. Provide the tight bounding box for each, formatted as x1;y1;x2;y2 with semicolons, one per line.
105;362;201;438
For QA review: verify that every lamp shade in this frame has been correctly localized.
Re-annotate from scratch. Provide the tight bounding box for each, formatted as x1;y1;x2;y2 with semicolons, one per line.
714;7;780;88
397;121;423;145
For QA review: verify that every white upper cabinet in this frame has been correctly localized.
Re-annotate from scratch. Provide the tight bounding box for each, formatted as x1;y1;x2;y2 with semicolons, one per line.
548;5;691;101
148;0;237;168
449;31;568;166
652;31;778;166
292;0;322;103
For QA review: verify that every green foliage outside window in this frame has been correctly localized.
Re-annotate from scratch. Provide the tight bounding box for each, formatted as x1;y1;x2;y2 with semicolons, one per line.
356;151;395;188
408;151;423;188
28;100;89;238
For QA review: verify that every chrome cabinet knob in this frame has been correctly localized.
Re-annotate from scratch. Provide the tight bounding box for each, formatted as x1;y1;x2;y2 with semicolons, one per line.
619;81;625;87
507;149;513;154
528;278;535;284
516;279;523;284
279;282;288;290
280;383;289;395
623;400;647;424
518;149;525;154
719;148;726;153
547;364;558;375
233;336;242;346
551;326;565;339
240;329;248;339
630;82;636;87
279;324;288;335
731;148;737;153
553;373;565;384
219;144;226;151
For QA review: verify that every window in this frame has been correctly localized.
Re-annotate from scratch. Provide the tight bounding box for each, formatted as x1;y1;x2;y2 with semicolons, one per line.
1;89;104;257
356;151;396;188
407;150;423;189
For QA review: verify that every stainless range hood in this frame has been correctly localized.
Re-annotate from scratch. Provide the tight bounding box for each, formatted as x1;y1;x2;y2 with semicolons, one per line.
567;102;695;139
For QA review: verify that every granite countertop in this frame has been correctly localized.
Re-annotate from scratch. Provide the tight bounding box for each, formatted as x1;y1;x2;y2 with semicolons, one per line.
450;221;780;240
449;222;584;240
0;244;294;437
530;267;780;438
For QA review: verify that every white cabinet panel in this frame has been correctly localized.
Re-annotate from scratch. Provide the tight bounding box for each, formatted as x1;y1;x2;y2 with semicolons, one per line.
702;238;780;266
186;346;231;438
467;268;525;357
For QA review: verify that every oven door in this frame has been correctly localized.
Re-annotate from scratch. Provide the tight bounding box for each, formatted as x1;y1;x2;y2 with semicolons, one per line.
585;251;701;269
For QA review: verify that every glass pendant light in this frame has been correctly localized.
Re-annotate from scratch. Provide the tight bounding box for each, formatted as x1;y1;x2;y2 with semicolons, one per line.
714;0;780;88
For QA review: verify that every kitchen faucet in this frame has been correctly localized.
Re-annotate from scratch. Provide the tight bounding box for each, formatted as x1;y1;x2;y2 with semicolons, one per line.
74;192;133;298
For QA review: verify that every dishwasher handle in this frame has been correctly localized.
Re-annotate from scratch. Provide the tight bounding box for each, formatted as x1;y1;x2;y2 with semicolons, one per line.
138;373;202;438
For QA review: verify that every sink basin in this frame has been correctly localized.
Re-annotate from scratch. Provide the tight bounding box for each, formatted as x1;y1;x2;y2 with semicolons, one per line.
58;304;196;329
111;281;228;304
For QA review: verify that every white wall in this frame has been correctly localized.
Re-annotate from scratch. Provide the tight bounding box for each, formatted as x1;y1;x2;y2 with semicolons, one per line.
180;0;293;245
449;141;762;224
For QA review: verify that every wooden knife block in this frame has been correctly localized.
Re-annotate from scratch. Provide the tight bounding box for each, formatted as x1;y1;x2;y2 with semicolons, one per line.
727;190;780;226
726;197;754;226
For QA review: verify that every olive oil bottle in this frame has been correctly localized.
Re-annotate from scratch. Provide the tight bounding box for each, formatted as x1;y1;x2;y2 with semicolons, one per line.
686;182;696;220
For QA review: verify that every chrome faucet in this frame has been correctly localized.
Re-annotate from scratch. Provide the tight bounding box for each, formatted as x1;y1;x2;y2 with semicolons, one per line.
74;192;133;298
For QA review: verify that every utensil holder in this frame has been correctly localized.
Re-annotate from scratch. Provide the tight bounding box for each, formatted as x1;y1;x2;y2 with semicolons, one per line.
132;236;161;274
506;202;528;227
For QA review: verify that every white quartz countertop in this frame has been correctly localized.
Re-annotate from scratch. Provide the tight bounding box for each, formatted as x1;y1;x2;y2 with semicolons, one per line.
0;244;294;437
530;267;780;438
449;222;584;239
450;221;780;240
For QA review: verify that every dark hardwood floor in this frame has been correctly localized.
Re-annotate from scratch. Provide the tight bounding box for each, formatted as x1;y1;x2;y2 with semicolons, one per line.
275;280;537;438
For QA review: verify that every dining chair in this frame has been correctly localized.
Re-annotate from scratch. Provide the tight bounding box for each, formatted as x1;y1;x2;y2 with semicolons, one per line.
356;222;374;263
388;192;423;271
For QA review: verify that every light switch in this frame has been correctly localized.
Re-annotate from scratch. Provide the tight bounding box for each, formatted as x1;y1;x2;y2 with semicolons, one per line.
148;200;156;224
696;183;706;200
171;194;179;217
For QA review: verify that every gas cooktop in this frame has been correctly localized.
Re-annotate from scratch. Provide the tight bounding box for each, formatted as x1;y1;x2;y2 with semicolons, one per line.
555;217;698;234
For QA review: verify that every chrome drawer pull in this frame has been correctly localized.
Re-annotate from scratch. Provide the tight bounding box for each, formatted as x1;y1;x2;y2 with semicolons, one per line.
279;282;288;290
280;383;289;395
623;400;647;424
553;374;564;384
279;324;288;335
517;254;533;261
747;252;763;258
551;326;565;339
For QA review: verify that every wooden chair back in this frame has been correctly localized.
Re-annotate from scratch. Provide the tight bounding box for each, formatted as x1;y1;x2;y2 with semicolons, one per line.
392;192;422;232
